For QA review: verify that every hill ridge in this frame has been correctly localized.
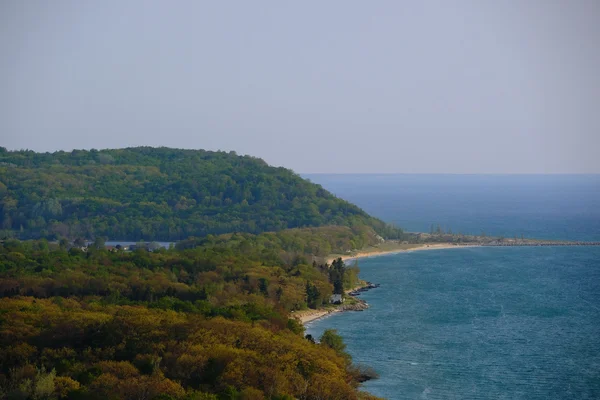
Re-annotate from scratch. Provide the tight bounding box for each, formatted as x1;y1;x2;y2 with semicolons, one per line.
0;146;401;241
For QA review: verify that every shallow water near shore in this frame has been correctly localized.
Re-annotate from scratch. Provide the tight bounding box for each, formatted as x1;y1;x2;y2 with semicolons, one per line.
306;246;600;399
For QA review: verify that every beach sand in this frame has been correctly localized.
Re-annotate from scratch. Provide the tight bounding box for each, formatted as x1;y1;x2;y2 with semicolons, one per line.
293;308;340;324
326;242;474;264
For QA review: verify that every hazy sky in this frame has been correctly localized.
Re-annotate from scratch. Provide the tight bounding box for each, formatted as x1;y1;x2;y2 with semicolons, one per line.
1;1;599;173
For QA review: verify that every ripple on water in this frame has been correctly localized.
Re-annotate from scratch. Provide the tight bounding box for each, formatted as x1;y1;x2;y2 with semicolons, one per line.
306;247;600;400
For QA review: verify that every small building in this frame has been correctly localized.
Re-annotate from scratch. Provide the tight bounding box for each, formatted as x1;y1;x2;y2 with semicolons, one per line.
330;294;344;304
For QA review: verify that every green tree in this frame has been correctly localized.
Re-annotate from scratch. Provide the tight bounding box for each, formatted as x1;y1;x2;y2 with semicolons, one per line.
320;329;351;362
329;258;346;294
92;236;106;250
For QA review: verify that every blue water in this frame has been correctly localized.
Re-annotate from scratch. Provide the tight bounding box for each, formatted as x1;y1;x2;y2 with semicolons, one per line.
308;248;600;399
304;175;600;399
304;174;600;241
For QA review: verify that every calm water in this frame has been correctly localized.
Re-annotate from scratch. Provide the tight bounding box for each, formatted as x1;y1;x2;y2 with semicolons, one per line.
305;175;600;399
103;241;173;248
304;174;600;241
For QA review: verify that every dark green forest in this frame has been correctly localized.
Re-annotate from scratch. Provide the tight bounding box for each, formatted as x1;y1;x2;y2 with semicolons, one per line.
0;147;401;241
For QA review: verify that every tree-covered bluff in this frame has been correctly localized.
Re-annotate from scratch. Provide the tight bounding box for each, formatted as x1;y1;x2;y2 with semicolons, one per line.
0;147;400;241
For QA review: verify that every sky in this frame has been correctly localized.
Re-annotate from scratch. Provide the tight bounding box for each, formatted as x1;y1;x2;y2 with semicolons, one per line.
1;1;599;173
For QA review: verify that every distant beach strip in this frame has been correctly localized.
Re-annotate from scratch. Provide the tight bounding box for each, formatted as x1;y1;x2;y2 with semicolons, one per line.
326;242;476;265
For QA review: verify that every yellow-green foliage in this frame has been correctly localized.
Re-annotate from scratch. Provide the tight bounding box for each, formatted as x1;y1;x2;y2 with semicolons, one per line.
0;234;385;399
0;238;335;313
178;225;384;257
0;297;374;399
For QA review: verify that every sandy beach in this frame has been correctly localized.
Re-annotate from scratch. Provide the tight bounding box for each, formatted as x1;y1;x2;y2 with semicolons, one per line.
292;308;342;324
326;242;475;264
294;243;476;325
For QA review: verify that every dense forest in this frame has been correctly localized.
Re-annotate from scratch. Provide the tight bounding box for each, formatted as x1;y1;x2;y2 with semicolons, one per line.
0;233;380;399
0;146;399;398
0;147;402;241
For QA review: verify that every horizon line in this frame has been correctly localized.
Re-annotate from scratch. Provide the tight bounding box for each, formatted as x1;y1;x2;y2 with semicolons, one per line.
300;172;600;175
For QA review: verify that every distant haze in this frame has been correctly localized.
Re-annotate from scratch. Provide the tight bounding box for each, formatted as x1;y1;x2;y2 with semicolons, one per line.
1;1;599;173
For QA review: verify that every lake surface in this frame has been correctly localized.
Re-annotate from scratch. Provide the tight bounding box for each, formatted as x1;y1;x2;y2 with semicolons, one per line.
304;174;600;241
304;175;600;399
104;241;173;248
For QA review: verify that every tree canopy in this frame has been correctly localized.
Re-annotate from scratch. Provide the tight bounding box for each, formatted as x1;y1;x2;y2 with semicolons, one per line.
0;146;393;399
0;147;402;241
0;235;382;399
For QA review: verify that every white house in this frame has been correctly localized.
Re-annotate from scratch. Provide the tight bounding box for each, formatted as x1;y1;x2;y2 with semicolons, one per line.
330;294;344;304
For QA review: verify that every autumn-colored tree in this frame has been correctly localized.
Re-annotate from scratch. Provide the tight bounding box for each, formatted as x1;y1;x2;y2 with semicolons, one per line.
0;237;384;399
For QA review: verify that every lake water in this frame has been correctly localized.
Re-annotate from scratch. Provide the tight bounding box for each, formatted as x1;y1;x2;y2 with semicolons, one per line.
304;175;600;399
104;241;173;248
304;174;600;241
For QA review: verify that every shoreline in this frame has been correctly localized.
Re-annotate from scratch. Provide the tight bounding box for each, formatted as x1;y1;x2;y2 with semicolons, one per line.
295;243;476;325
326;242;477;264
295;284;372;325
293;308;342;325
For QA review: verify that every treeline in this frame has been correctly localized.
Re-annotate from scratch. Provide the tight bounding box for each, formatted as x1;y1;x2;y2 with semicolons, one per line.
407;230;508;244
0;236;380;399
0;234;355;314
176;225;385;259
0;147;402;241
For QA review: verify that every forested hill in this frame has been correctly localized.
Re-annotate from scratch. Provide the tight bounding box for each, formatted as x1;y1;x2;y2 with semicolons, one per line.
0;147;400;240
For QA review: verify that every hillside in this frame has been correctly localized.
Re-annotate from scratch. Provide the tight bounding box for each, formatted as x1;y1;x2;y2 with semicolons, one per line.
0;235;383;399
0;147;401;241
0;147;396;399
